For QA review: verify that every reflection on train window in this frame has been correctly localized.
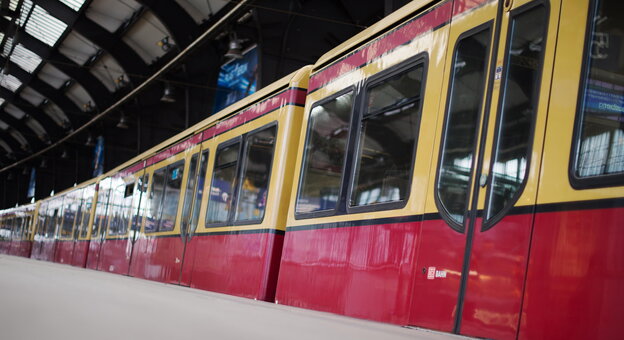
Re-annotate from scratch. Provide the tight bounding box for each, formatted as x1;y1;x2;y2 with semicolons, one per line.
486;5;547;220
132;175;148;232
93;187;111;238
297;91;353;214
60;197;75;238
79;195;93;238
146;169;166;232
236;126;277;222
574;0;624;180
159;162;185;232
181;154;199;233
108;184;126;235
74;196;83;238
437;28;491;226
190;151;209;232
351;64;424;208
206;142;241;224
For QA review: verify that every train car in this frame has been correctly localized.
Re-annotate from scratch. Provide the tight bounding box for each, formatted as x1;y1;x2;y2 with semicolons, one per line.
276;0;623;339
8;204;37;257
124;67;309;301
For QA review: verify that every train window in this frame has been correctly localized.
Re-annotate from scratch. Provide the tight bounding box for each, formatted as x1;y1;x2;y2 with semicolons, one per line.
159;162;185;232
93;187;111;238
206;142;241;225
189;151;209;232
146;168;166;233
236;126;277;222
181;153;200;232
108;185;126;235
437;28;491;227
296;91;354;215
131;175;148;232
485;4;547;222
350;63;424;209
571;0;624;186
79;196;93;238
60;196;75;238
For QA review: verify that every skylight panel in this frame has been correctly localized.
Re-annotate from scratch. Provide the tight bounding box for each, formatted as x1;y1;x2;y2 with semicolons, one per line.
23;2;68;46
9;43;42;73
0;74;23;92
0;119;8;130
0;98;4;106
42;102;70;128
0;139;12;154
60;0;87;11
9;128;30;149
25;117;48;141
38;64;70;89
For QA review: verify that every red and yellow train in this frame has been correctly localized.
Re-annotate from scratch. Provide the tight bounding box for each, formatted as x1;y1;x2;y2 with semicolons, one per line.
0;0;622;339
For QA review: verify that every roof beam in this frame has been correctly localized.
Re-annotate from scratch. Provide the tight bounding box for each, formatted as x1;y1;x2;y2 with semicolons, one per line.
0;55;86;127
136;0;199;47
33;0;151;83
0;88;63;139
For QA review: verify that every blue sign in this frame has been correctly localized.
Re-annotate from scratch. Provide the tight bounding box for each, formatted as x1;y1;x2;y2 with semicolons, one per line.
93;136;104;177
27;168;36;198
213;46;258;113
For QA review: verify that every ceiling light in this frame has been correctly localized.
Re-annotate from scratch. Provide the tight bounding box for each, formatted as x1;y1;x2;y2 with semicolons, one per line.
161;83;176;103
225;33;243;59
116;113;128;129
157;36;173;52
85;133;94;146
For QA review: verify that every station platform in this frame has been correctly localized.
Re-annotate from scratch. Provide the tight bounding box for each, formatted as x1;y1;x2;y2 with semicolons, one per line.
0;255;462;340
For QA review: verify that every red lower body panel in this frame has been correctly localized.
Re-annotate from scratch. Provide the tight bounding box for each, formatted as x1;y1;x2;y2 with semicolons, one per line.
9;240;32;257
276;222;421;325
0;240;10;254
86;239;103;270
188;231;284;301
98;238;134;275
460;215;533;340
33;239;56;262
71;241;89;267
519;207;624;340
129;236;184;284
54;240;75;265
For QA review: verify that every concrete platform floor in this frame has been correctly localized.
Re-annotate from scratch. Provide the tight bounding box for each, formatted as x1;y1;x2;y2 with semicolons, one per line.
0;255;463;340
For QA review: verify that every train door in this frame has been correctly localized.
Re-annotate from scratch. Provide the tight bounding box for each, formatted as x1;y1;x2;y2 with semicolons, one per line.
177;146;208;286
99;167;145;275
410;0;560;338
129;143;194;284
72;185;96;267
86;178;112;269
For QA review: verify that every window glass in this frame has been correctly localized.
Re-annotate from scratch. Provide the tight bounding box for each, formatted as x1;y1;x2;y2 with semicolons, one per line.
131;175;148;233
437;29;491;225
107;184;126;235
206;143;240;224
146;169;166;232
60;196;76;238
351;65;424;207
74;194;83;239
574;0;624;179
79;195;93;238
297;91;353;214
181;154;199;233
159;162;185;232
236;126;277;221
93;186;111;238
36;203;48;238
190;151;209;232
486;5;547;219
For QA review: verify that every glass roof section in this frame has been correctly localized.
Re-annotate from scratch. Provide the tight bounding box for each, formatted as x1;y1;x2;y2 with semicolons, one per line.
60;0;87;12
5;104;26;119
0;34;43;73
0;138;12;153
0;119;9;130
0;98;4;106
20;1;69;47
0;74;23;92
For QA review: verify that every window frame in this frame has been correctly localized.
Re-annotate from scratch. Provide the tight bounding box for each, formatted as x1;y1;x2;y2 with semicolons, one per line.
145;160;186;234
233;123;279;226
433;22;494;233
205;136;243;228
568;0;624;189
482;0;550;230
294;86;357;220
205;123;279;228
346;53;429;214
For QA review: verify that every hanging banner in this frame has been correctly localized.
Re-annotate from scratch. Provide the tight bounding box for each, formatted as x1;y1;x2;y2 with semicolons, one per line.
27;168;36;198
93;136;104;177
212;45;259;113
